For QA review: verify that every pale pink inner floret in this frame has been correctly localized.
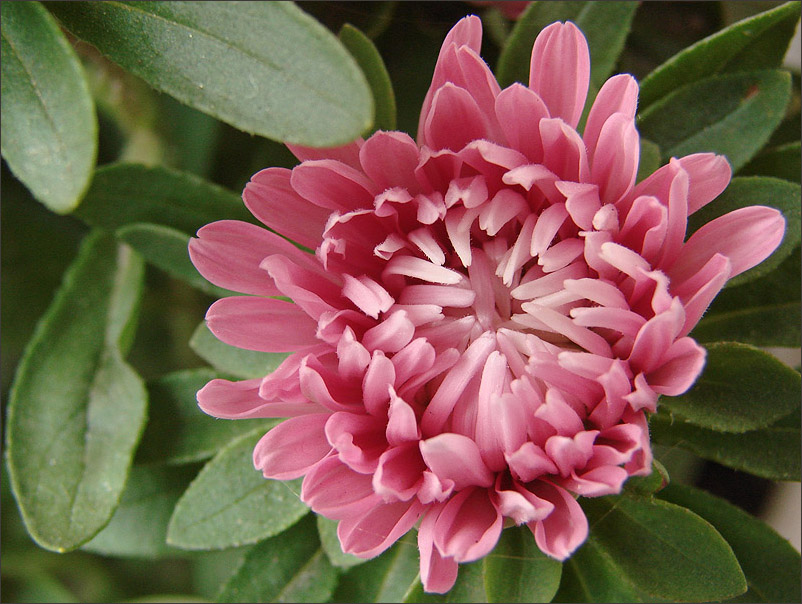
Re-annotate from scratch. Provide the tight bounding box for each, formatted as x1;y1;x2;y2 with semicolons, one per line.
189;16;785;594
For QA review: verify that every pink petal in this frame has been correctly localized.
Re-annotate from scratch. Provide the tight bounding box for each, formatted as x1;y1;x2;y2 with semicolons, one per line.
539;117;589;183
361;351;395;416
434;487;503;562
359;131;422;192
189;220;318;297
325;412;387;474
495;479;555;524
260;254;340;319
418;507;460;594
559;181;601;231
243;167;330;249
286;139;364;171
338;499;424;558
528;481;588;560
342;274;395;319
529;21;590;129
301;456;381;519
673;253;732;336
679;153;732;215
424;83;490;152
206;296;319;352
373;442;425;501
197;377;324;419
583;74;639;162
362;310;416;353
648;336;706;396
495;83;549;162
628;299;686;374
253;414;331;479
291;159;378;212
562;465;629;497
669;206;786;283
421;333;496;434
506;442;559;483
420;433;494;490
591;113;639;205
386;389;422;445
544;430;598;477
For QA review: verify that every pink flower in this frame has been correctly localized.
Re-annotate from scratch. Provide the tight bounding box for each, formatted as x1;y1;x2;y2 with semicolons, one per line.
189;17;785;593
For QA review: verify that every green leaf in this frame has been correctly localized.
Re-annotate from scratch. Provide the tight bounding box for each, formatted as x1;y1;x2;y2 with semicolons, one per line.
217;514;337;603
649;408;801;480
572;2;639;90
581;494;747;602
688;176;801;287
73;163;251;235
693;246;801;347
497;2;637;90
82;464;195;558
552;538;642;603
659;342;801;433
636;138;662;184
483;526;562;603
739;141;802;184
637;69;792;171
639;1;801;109
339;23;396;132
5;231;147;551
623;459;670;496
166;428;308;550
0;1;97;213
658;483;802;604
47;1;372;146
402;561;487;603
117;223;233;298
331;535;420;603
189;321;288;380
317;515;365;569
137;368;279;465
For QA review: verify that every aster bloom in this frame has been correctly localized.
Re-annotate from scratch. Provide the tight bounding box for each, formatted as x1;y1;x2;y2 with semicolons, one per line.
189;16;785;593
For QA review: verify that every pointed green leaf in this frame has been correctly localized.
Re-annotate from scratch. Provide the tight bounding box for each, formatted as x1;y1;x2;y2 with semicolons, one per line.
189;321;288;380
217;515;337;603
623;460;670;496
693;247;801;347
331;535;420;603
497;2;637;90
688;177;801;287
137;368;278;465
73;163;251;235
82;464;195;558
659;483;801;603
317;515;366;569
740;141;802;184
6;231;147;551
166;428;308;550
117;223;233;297
47;1;372;146
553;538;642;603
660;342;801;433
649;407;801;480
1;1;97;213
639;2;801;109
483;526;562;603
638;69;792;171
339;23;396;132
402;561;487;603
581;494;747;601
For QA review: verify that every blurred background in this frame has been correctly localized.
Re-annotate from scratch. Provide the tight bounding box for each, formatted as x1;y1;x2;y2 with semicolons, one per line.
2;2;799;601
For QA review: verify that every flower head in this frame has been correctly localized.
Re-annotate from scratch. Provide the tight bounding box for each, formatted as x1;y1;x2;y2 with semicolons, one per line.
189;17;784;593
